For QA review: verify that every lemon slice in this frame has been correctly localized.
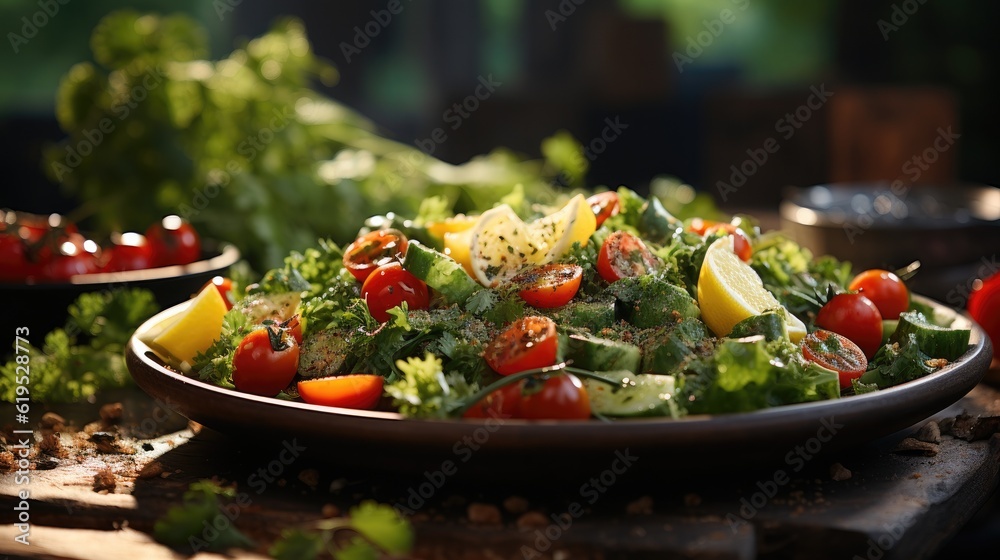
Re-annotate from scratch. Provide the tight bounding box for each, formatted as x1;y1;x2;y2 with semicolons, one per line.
443;227;475;275
527;194;597;263
697;236;806;342
427;214;477;239
469;205;538;287
145;284;228;369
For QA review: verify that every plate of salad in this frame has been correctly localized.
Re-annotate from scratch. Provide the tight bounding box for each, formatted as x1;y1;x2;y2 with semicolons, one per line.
126;188;992;472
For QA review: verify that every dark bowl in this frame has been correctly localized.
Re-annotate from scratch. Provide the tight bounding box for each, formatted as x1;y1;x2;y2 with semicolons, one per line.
126;295;992;476
1;242;240;339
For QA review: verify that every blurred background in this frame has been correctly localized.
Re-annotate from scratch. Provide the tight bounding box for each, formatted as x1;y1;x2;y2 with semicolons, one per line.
3;0;998;211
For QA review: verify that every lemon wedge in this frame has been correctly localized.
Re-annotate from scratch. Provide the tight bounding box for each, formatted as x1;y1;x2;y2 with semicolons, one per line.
528;194;597;263
427;214;477;239
469;205;539;287
697;236;806;342
443;227;475;275
145;284;228;369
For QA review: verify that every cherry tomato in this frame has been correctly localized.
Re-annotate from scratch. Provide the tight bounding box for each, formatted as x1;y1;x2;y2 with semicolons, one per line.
232;325;300;397
705;224;752;262
484;316;559;376
816;293;883;359
360;261;429;322
849;269;909;320
41;234;99;281
463;373;591;420
587;191;620;228
968;272;1000;360
596;231;659;283
343;229;408;282
297;375;384;410
688;218;726;236
102;232;155;272
146;215;201;267
281;314;303;346
0;234;31;281
801;330;868;389
203;276;236;310
511;264;583;308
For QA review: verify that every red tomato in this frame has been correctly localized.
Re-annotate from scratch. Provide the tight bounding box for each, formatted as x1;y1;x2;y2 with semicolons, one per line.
463;373;590;420
801;330;868;389
0;234;31;281
41;234;99;281
968;273;1000;360
343;229;408;282
298;375;384;410
146;215;201;267
688;218;727;236
483;316;559;376
204;276;236;310
511;264;583;308
816;293;883;359
849;269;909;320
232;326;300;397
281;314;303;346
103;232;155;272
360;262;429;322
705;225;752;262
587;191;620;228
596;231;659;283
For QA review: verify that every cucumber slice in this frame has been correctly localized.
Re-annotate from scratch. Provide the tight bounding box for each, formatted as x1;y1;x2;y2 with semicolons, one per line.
730;312;787;342
402;241;481;305
584;370;680;418
609;275;700;329
548;299;615;331
890;311;970;361
641;317;707;374
565;334;642;373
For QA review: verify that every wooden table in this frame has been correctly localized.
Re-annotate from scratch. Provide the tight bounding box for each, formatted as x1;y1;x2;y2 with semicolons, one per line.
2;377;999;560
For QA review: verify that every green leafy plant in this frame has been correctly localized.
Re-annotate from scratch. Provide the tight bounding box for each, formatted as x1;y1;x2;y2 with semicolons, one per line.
270;501;414;560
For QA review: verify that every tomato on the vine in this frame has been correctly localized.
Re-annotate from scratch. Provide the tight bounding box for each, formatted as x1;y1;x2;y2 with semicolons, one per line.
596;231;659;283
232;324;300;397
360;261;429;322
343;229;408;282
801;330;868;389
587;191;620;228
816;293;883;359
463;373;591;420
849;269;909;320
298;374;384;410
483;316;559;376
146;215;201;266
511;264;582;308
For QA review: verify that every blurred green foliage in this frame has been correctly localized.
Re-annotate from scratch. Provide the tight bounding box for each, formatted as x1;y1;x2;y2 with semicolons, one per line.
46;12;578;269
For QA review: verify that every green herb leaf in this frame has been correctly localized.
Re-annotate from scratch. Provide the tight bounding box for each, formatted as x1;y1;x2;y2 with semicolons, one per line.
348;501;414;555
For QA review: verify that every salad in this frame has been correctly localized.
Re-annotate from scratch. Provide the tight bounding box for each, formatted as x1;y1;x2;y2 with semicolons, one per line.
140;187;972;420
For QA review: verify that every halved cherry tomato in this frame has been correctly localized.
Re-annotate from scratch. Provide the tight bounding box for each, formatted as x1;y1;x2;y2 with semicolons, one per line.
343;229;408;282
705;224;752;262
816;293;883;359
587;191;620;228
146;215;201;266
596;231;659;283
849;269;909;320
204;276;236;310
463;373;590;420
484;316;559;376
232;324;300;397
298;374;384;410
360;261;429;322
511;264;583;308
102;232;154;272
801;330;868;389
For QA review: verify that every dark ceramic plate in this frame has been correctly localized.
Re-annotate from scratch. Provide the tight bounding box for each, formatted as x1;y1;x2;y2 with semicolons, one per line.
2;242;240;338
126;296;992;475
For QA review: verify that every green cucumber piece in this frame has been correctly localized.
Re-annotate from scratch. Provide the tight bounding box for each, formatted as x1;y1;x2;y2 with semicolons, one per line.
402;241;481;305
608;275;700;329
730;312;787;341
641;318;707;374
584;370;680;418
890;311;970;361
640;196;682;244
548;299;616;331
881;320;898;344
565;334;642;373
